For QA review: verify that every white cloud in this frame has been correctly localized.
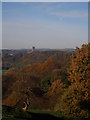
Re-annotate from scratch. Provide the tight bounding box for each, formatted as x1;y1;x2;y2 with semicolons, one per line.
50;10;88;19
2;2;88;49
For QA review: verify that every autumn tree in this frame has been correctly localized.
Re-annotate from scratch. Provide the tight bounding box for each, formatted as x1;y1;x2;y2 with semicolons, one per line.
67;44;90;102
56;43;90;119
46;79;65;110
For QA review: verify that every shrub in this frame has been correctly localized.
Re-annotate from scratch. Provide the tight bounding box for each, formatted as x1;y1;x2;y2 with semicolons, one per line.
40;76;51;93
56;84;89;119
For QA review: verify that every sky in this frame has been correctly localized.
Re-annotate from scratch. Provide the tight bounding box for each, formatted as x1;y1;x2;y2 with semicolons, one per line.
1;0;90;2
2;2;88;49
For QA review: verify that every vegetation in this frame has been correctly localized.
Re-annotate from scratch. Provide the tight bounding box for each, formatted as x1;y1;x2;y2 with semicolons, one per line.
40;75;51;93
2;44;90;119
2;105;64;120
55;43;90;119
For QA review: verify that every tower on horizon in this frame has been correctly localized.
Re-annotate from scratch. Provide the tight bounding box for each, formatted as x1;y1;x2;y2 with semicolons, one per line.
32;46;35;52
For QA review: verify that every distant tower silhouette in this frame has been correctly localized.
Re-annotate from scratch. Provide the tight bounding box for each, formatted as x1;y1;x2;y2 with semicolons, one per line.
32;46;35;52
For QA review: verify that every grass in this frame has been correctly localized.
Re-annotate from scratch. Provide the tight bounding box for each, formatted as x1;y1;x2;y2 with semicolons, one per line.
29;109;63;118
2;106;64;120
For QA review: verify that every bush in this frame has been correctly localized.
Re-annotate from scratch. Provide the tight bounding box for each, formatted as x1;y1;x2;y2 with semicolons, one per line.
55;84;89;119
40;76;51;93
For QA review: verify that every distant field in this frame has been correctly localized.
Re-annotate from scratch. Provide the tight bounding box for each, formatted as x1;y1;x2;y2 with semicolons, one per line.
0;70;7;73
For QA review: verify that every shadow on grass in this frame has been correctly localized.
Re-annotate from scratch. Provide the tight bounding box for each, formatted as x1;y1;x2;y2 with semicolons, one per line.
27;112;64;120
2;106;64;120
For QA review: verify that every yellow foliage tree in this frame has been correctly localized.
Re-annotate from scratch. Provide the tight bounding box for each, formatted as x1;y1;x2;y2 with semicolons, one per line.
56;43;90;119
67;44;90;101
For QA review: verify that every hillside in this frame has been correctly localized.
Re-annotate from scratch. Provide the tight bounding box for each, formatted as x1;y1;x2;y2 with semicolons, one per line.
2;50;72;109
2;44;90;119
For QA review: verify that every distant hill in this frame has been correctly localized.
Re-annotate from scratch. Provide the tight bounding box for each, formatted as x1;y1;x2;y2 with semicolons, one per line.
2;49;73;70
2;49;72;109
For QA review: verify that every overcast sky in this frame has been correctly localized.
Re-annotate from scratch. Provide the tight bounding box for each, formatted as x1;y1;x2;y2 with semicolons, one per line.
2;2;88;49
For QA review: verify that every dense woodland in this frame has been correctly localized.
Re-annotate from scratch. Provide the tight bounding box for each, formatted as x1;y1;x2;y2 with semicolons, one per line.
2;43;90;120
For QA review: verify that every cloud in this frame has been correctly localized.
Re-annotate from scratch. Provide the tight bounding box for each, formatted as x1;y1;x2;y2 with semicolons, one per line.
2;2;88;49
49;10;88;19
2;2;88;20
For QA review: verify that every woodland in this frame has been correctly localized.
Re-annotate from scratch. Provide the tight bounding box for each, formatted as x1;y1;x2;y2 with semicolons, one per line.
2;43;90;120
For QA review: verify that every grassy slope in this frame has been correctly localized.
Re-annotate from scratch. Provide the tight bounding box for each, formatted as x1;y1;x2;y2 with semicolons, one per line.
2;106;64;120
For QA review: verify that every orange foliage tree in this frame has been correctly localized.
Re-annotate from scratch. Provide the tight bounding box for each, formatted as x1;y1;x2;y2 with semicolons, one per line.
56;43;90;119
67;44;90;102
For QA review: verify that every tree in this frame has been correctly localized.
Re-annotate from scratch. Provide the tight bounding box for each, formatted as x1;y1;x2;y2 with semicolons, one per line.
56;43;90;119
67;44;90;101
40;76;51;93
22;88;31;112
46;79;65;110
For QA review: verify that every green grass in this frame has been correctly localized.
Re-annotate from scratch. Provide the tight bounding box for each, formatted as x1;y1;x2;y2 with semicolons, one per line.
29;109;63;118
2;106;64;120
0;70;7;73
